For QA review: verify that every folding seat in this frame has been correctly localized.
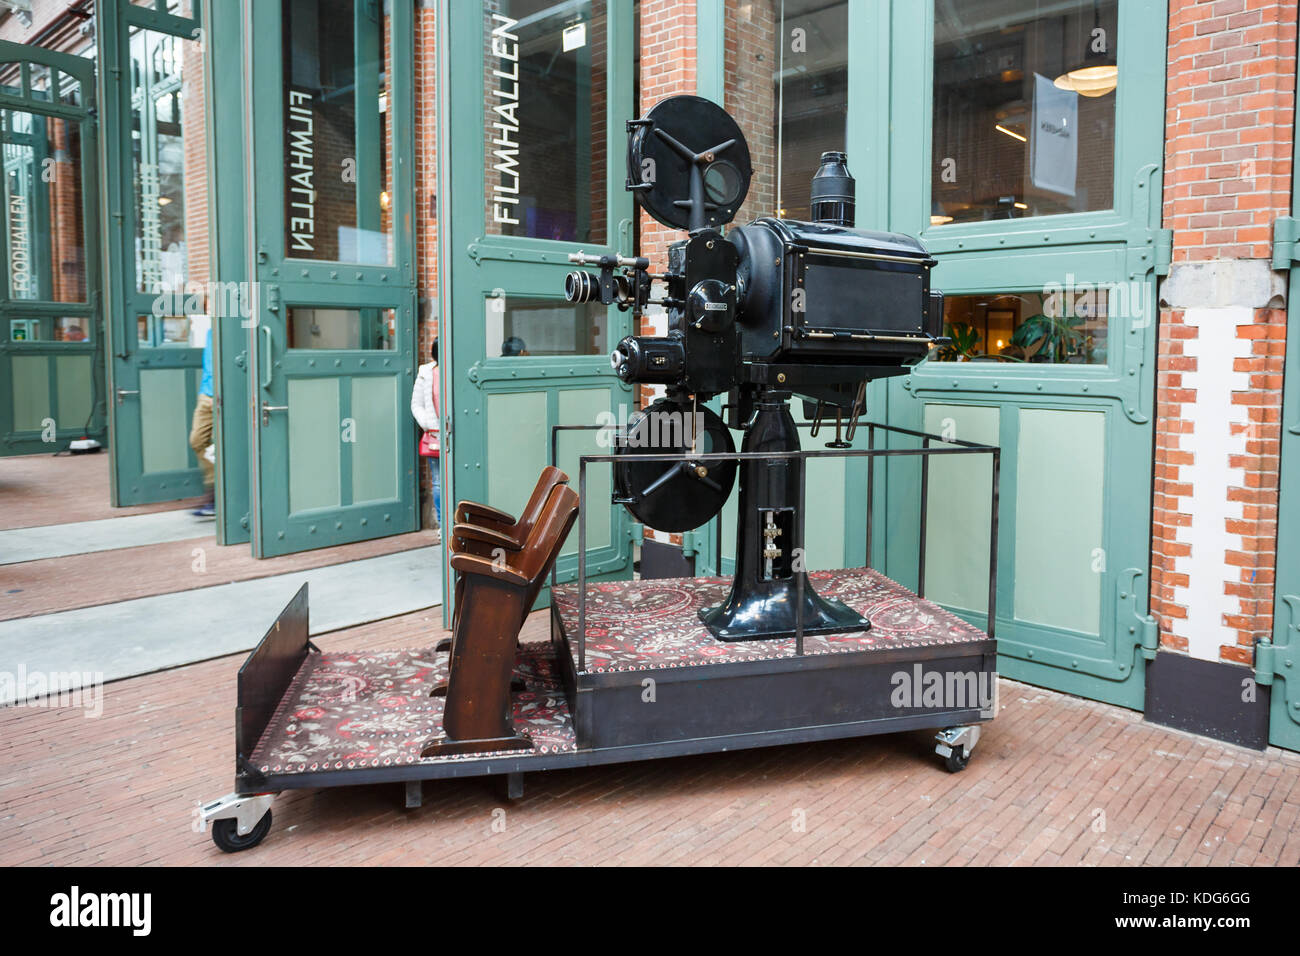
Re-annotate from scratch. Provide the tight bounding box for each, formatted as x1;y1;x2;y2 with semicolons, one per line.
423;484;578;756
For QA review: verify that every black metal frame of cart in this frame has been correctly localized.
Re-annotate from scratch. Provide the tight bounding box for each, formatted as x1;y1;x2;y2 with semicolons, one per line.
204;419;1000;852
551;418;1002;663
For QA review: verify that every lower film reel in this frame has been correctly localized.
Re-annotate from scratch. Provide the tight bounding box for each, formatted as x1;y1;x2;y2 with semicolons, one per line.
613;399;736;533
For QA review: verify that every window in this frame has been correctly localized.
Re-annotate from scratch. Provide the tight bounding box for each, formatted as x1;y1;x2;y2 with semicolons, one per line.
935;288;1112;365
281;0;393;265
931;0;1118;226
486;295;606;358
725;0;849;224
286;306;396;351
483;0;609;245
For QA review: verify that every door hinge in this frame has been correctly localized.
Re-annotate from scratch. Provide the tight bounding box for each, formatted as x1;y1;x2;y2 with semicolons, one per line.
1257;595;1300;686
627;522;645;545
1140;615;1160;660
1272;216;1299;271
679;530;699;558
1153;228;1174;277
1118;568;1159;664
266;285;281;313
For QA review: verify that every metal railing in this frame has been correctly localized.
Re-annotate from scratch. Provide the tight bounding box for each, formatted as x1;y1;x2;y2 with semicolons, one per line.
551;419;1000;673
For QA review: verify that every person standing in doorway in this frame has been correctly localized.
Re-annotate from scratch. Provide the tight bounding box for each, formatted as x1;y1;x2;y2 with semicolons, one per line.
412;338;441;528
190;326;216;517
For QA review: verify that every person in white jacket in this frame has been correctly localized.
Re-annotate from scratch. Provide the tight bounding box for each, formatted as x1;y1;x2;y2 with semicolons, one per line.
410;339;441;526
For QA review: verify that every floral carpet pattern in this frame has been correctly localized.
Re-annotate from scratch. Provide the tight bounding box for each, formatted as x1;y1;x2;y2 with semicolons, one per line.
552;568;990;673
249;641;575;775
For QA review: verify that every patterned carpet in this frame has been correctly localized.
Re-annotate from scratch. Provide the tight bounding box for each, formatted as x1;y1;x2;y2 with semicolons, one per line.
249;642;575;776
552;568;990;673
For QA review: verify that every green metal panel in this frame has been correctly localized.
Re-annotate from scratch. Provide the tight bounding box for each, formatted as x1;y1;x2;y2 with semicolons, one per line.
922;402;999;616
442;0;638;621
350;375;400;505
287;377;341;514
874;0;1168;709
99;1;208;504
487;391;550;519
1013;408;1105;634
558;388;614;555
0;40;104;457
11;355;48;431
54;355;94;429
1263;64;1300;750
245;0;419;557
138;367;192;474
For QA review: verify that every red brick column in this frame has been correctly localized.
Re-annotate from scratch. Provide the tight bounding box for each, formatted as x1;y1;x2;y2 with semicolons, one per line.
636;0;698;548
1150;0;1297;663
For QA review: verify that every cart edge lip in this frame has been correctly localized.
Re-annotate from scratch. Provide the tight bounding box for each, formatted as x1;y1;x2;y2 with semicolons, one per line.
236;705;993;794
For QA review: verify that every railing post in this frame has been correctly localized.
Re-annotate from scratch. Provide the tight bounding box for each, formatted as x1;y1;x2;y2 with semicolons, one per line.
918;436;930;599
795;453;806;656
865;423;875;570
987;448;1000;640
578;459;587;673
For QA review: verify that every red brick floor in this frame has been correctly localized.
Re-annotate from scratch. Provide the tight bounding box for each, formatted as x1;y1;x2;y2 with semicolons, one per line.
3;607;1299;866
0;452;207;530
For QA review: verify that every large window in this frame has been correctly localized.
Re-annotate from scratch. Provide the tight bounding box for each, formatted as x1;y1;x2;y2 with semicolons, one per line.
281;0;393;265
483;0;609;245
725;0;848;224
931;0;1118;226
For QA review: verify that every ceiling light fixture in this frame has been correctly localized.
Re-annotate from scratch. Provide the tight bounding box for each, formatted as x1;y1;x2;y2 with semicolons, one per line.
1054;0;1117;97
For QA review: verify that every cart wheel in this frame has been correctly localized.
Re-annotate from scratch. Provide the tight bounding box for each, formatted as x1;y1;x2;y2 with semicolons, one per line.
211;809;272;853
943;745;969;773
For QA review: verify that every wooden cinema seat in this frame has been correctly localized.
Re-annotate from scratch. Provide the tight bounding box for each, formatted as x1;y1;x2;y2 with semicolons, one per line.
453;465;568;551
422;484;579;757
435;466;569;653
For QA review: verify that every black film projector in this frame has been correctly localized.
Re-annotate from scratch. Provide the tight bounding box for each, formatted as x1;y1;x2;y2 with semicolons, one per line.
566;95;947;641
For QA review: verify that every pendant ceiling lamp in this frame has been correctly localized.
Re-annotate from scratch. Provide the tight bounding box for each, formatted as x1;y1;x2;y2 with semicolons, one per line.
1054;0;1117;98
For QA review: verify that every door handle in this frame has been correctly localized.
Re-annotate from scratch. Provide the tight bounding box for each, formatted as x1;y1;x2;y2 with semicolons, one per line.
116;388;140;405
260;325;274;389
261;404;288;426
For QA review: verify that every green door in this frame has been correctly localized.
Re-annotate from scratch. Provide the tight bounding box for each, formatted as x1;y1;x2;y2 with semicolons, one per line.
245;0;418;557
1262;71;1300;748
870;0;1166;709
442;0;637;613
0;45;104;457
98;0;215;505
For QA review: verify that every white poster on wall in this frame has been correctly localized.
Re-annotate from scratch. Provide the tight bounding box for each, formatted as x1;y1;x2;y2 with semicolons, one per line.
1030;73;1078;197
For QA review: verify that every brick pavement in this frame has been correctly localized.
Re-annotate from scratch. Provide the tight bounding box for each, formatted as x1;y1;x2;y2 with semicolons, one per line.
3;607;1298;866
0;453;206;531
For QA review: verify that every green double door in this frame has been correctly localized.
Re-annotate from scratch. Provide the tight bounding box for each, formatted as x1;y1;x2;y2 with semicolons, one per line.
243;0;419;557
0;44;104;457
442;0;637;613
869;0;1168;710
98;0;212;505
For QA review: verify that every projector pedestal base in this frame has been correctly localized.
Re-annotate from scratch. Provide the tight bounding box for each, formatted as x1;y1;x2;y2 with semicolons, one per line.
699;578;870;642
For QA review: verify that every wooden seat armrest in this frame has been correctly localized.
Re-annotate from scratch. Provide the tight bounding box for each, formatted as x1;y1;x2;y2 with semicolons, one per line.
455;501;516;528
448;552;529;586
452;523;522;551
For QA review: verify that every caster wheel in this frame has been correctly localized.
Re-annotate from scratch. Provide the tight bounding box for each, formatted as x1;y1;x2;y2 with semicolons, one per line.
944;745;969;773
211;809;272;853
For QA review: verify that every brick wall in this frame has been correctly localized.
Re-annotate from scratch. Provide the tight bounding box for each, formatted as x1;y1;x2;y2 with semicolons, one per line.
1150;0;1297;663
